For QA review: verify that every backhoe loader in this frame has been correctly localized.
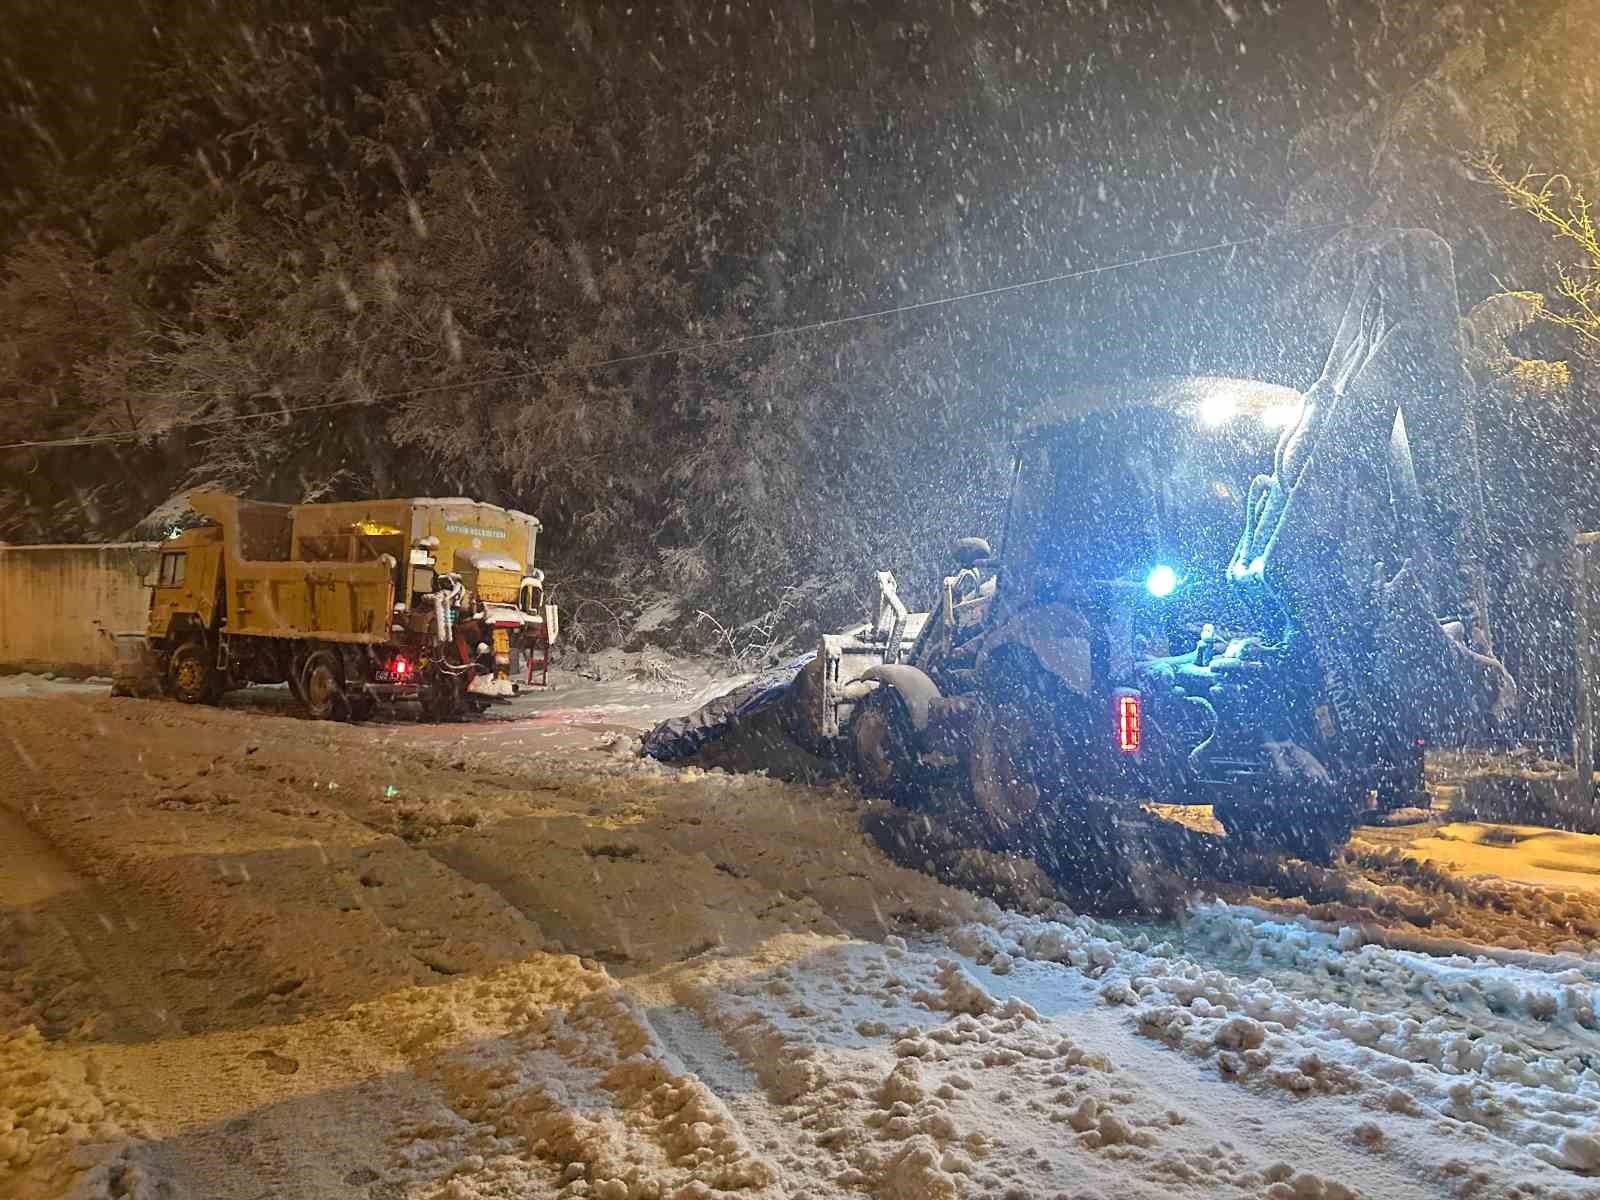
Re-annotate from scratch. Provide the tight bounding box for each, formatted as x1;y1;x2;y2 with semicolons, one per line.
647;229;1515;890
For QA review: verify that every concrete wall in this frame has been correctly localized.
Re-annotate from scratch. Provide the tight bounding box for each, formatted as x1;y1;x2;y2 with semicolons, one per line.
0;543;158;676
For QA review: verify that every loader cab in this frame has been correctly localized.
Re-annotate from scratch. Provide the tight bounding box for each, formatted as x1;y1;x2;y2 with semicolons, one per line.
996;378;1299;653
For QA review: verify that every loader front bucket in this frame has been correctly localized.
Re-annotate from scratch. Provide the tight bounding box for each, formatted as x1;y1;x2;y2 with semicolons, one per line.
642;653;844;783
110;634;163;698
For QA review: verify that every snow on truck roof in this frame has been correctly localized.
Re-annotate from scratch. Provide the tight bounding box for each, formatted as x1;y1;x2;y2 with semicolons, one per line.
288;496;541;527
172;491;541;529
456;549;523;572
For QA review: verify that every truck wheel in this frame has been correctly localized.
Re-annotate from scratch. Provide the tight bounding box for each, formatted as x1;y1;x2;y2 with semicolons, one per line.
301;651;350;721
168;641;223;705
286;649;308;707
851;688;918;800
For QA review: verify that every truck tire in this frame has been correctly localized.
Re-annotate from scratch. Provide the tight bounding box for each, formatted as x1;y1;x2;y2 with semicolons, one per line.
168;640;223;705
301;650;350;721
286;648;309;708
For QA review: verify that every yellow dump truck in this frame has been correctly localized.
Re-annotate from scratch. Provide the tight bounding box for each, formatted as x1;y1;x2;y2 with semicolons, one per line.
115;491;558;720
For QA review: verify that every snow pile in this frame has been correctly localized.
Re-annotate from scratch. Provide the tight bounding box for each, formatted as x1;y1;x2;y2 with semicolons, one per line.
671;937;1026;1196
1178;904;1600;1085
1272;837;1600;954
559;647;745;707
519;988;777;1197
950;901;1600;1188
663;931;1369;1198
0;673;109;698
912;959;1002;1016
1402;821;1600;895
0;1027;167;1200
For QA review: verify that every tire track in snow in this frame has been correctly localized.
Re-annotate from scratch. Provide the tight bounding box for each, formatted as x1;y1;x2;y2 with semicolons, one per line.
0;694;797;1199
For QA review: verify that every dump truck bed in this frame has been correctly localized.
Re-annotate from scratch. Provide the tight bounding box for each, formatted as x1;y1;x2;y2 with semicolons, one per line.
188;493;396;642
187;492;543;644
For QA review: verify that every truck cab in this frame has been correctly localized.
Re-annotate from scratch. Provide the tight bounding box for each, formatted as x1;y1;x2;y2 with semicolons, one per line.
146;527;223;643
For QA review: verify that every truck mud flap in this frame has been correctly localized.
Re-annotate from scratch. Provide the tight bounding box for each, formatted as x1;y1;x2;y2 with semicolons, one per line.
642;653;844;783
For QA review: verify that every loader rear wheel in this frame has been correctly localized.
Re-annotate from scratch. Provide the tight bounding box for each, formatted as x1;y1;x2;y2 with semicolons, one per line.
964;649;1163;908
852;688;918;800
168;641;223;705
968;697;1054;843
301;651;349;721
968;700;1125;854
967;648;1088;846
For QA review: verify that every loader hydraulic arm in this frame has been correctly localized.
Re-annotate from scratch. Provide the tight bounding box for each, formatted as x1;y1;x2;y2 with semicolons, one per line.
1226;229;1514;745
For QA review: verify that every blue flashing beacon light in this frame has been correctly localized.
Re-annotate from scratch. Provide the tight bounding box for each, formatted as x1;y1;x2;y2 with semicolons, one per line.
1144;564;1179;598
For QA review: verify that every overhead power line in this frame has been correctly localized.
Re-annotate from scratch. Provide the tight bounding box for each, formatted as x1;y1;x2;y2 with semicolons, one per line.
0;220;1347;453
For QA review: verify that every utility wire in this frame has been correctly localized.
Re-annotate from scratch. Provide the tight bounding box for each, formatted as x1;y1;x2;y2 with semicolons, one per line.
0;220;1347;453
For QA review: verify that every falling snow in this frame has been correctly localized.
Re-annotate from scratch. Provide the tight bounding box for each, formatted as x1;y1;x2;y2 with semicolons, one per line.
1;3;1599;1198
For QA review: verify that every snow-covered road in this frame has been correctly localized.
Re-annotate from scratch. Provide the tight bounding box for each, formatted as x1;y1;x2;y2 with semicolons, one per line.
2;675;1598;1199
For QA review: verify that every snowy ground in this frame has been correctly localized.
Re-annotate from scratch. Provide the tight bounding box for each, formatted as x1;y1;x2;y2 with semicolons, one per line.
2;660;1599;1199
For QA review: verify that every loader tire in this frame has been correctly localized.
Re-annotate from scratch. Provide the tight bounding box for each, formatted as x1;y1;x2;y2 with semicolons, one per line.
301;650;350;721
777;656;830;754
967;647;1088;845
964;648;1163;908
168;640;223;705
851;687;919;801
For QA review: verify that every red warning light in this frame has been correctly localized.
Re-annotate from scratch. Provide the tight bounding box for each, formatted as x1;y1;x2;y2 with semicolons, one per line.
1115;692;1141;753
390;656;411;677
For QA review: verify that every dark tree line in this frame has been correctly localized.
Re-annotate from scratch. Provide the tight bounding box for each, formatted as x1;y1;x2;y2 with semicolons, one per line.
0;0;1594;649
